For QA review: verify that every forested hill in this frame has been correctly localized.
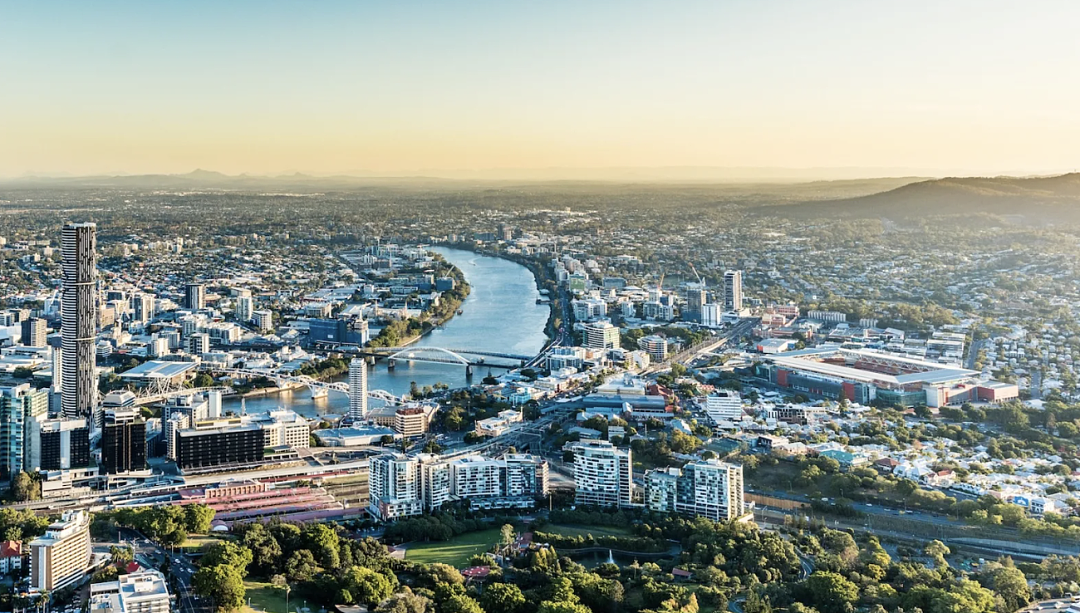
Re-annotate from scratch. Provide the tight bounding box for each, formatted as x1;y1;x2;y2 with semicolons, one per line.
758;173;1080;222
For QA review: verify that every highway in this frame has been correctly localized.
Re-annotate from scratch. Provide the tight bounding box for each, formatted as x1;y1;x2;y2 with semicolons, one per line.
643;318;757;375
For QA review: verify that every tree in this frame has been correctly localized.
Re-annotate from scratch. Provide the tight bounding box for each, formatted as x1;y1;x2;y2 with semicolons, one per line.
302;523;340;569
804;571;858;613
537;603;590;613
193;373;214;388
418;563;464;588
987;565;1031;612
10;471;39;502
193;564;246;612
184;505;216;534
284;549;320;582
342;566;397;607
442;595;483;613
481;583;526;613
925;540;950;568
500;523;515;547
201;541;253;577
376;589;431;613
109;545;134;566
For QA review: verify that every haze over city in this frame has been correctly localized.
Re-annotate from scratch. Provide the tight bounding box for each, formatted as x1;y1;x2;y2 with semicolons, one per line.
3;0;1079;178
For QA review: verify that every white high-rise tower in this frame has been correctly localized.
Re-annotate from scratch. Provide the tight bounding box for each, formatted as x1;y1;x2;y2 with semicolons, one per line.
61;223;98;422
348;358;368;421
724;270;743;312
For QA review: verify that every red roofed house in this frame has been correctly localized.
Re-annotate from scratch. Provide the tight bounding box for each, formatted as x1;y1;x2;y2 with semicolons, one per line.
0;541;21;574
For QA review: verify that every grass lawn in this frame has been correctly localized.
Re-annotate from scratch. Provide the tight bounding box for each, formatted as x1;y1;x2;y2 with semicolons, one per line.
242;580;290;613
181;534;227;552
543;523;632;537
404;528;502;567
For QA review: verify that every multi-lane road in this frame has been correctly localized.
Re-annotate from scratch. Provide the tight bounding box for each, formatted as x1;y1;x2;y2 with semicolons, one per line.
118;528;207;613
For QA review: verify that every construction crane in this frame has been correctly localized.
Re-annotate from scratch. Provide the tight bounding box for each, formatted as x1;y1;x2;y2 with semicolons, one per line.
687;262;703;285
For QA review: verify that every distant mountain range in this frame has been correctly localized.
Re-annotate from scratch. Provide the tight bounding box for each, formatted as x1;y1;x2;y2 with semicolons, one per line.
766;173;1080;222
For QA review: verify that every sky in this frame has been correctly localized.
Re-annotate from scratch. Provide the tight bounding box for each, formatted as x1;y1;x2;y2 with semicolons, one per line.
1;0;1079;178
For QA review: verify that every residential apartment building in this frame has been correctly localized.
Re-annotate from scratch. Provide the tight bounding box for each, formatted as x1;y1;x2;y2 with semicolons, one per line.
368;453;423;521
30;510;91;592
645;460;744;522
569;440;633;507
0;384;48;476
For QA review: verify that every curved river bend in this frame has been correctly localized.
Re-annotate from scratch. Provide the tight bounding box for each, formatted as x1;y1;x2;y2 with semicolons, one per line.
223;247;550;418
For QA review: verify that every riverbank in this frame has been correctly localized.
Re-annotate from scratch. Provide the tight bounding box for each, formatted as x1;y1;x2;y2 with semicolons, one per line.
442;242;560;343
365;250;471;348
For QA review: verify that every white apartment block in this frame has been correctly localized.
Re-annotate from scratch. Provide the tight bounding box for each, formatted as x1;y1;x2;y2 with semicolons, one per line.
703;390;743;425
368;453;423;520
645;460;744;522
569;440;633;507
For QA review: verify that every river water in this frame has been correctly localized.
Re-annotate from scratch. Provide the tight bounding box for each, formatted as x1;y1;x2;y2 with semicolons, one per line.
222;247;551;419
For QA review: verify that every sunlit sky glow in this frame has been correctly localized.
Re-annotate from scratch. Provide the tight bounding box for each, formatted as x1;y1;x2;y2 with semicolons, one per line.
2;0;1079;178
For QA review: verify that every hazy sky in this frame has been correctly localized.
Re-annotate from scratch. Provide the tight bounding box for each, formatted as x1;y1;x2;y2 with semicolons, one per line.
2;0;1078;177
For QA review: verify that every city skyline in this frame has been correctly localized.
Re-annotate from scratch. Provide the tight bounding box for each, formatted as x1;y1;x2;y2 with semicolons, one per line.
3;0;1079;178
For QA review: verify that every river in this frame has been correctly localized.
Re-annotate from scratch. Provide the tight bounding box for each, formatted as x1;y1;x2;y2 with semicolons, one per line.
222;247;551;418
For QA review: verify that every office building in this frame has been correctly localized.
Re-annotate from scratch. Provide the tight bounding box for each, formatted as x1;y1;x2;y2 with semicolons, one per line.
21;318;47;348
251;409;310;448
348;358;368;421
393;405;431;438
0;384;49;477
685;286;706;323
131;293;154;324
29;510;91;593
89;569;170;613
703;390;743;425
185;283;206;311
100;409;146;475
723;270;743;312
40;418;90;470
61;222;98;421
569;440;633;507
645;460;744;522
308;317;369;347
582;320;620;349
368;453;423;520
175;420;263;470
474;409;522;437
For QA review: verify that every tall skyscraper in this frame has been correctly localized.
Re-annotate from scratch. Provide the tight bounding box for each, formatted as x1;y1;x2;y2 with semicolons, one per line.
348;358;368;421
185;283;206;311
723;270;743;312
61;222;97;422
21;318;47;348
